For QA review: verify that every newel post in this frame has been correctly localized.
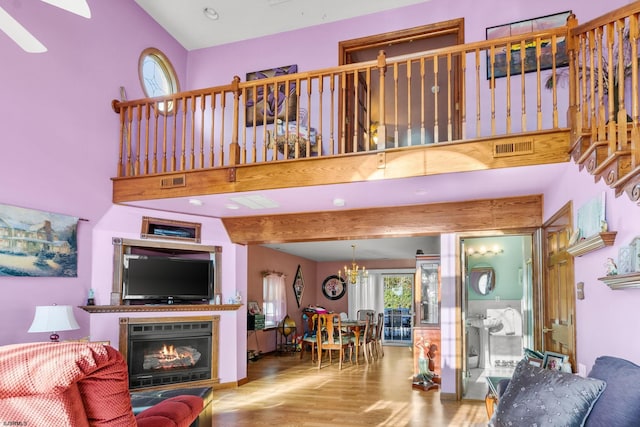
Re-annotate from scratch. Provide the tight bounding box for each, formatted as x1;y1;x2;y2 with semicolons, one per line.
230;75;242;166
376;50;388;151
566;13;580;143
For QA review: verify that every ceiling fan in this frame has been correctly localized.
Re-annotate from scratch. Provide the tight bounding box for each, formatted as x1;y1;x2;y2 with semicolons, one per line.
0;0;90;53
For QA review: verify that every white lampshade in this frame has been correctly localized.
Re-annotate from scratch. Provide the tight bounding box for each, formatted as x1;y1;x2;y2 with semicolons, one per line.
28;305;80;342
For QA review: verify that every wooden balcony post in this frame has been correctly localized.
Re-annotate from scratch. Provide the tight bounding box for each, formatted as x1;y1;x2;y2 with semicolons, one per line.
230;75;241;166
377;50;387;150
566;13;579;142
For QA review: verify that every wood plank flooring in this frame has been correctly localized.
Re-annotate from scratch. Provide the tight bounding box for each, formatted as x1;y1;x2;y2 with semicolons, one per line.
210;346;488;426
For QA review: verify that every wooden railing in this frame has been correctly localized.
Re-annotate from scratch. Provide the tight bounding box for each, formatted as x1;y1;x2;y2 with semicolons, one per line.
111;4;640;204
569;2;640;202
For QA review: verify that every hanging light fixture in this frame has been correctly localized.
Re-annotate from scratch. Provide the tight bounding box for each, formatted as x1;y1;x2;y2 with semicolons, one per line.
339;244;368;285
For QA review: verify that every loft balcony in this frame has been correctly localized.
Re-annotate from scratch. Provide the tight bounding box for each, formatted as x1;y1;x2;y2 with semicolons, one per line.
111;3;640;207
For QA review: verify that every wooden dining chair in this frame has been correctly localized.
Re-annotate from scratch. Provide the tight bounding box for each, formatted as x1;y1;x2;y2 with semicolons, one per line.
316;313;352;370
372;312;385;359
357;309;375;322
351;316;374;363
300;311;318;363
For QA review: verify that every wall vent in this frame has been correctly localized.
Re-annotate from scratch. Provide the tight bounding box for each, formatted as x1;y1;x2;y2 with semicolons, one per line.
493;139;534;157
160;174;186;188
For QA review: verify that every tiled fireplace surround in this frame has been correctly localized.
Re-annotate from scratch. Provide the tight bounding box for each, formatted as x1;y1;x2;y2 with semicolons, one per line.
119;315;220;391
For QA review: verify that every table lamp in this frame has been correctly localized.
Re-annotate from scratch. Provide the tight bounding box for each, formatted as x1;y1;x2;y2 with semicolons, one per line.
28;305;80;342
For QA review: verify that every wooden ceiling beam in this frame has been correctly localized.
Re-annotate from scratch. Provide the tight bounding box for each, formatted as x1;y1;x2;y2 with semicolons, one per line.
222;194;542;245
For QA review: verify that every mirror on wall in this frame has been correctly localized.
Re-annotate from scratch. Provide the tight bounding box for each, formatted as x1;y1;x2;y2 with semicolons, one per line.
470;267;495;295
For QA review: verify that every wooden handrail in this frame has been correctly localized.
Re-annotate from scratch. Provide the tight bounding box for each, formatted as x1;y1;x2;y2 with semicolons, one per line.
566;2;640;202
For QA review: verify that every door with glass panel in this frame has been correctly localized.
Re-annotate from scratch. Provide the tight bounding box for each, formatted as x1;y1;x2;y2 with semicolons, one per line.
382;273;414;345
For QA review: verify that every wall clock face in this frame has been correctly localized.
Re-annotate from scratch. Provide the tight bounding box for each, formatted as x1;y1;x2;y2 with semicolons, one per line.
322;275;346;300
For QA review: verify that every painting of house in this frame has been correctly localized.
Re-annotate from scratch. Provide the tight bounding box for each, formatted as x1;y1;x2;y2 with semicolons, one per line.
0;204;77;277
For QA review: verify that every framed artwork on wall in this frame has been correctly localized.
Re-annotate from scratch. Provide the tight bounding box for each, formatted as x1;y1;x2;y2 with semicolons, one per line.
292;265;304;308
140;216;201;243
245;64;298;126
322;275;346;300
485;11;571;79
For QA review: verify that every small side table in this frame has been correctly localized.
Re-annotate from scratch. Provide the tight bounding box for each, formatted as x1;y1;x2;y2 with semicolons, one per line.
485;376;509;419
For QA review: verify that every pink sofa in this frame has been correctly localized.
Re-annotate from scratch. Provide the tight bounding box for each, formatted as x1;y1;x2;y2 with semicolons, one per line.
0;341;203;427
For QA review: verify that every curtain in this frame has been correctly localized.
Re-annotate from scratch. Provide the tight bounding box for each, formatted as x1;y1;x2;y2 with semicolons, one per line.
263;273;287;327
347;272;384;320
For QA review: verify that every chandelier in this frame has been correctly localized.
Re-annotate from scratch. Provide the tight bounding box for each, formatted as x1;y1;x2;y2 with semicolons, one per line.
339;245;368;285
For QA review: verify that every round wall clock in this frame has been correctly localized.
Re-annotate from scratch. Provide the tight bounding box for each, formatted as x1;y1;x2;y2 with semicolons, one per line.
322;275;346;300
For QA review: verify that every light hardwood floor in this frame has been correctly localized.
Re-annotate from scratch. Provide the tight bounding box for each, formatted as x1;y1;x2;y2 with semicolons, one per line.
210;346;488;426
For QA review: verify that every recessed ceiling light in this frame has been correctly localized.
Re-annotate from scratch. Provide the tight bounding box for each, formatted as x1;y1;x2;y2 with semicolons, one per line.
225;204;240;210
203;7;219;20
188;198;203;206
333;198;345;207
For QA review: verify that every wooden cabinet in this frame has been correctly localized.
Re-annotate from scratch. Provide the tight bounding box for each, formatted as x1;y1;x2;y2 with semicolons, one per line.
415;256;441;326
413;256;441;389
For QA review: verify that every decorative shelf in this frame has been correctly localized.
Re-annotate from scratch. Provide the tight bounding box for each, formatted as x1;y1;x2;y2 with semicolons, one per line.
566;232;617;257
79;304;242;313
598;272;640;290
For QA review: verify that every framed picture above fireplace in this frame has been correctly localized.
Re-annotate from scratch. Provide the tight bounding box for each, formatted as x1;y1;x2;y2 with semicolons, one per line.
141;216;201;243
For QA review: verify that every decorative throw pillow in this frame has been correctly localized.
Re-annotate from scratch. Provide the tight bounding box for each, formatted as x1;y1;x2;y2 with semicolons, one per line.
585;356;640;426
489;359;606;427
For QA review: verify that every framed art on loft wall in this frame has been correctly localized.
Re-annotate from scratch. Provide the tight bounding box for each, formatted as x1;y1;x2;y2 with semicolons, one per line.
485;11;571;79
245;64;298;126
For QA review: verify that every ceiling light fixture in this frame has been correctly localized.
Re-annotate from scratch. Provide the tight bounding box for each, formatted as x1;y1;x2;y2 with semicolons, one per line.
188;198;203;206
203;7;219;21
467;245;503;256
339;245;368;285
333;198;345;207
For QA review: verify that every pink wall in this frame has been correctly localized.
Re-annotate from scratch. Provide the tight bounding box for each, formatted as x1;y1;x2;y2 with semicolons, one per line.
543;164;640;372
187;0;626;90
0;0;187;346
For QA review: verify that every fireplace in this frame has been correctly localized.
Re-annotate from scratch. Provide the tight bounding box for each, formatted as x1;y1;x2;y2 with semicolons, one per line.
120;316;219;390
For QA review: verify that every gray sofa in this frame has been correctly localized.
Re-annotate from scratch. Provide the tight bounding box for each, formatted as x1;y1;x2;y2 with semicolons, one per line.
491;356;640;426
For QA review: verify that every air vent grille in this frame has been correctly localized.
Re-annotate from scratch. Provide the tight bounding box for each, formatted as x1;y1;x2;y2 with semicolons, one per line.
493;139;534;157
160;174;186;188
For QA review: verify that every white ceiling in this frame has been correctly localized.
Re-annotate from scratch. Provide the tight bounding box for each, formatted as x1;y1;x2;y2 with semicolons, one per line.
134;0;428;50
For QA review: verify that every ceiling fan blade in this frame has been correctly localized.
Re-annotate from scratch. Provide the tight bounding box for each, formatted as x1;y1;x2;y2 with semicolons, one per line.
40;0;91;18
0;6;47;53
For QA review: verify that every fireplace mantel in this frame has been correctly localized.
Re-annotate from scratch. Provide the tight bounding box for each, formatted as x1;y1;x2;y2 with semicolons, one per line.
79;304;242;313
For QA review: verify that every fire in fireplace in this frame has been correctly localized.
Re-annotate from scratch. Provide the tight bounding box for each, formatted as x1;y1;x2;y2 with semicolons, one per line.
120;316;219;390
143;344;201;370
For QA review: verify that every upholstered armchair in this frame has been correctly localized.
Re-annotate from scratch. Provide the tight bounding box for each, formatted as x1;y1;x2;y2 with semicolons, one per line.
0;341;203;427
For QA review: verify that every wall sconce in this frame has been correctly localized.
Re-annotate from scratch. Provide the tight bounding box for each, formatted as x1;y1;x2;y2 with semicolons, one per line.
467;245;503;256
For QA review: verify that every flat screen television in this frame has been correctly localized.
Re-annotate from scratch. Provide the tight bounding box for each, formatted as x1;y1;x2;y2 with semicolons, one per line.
123;254;213;304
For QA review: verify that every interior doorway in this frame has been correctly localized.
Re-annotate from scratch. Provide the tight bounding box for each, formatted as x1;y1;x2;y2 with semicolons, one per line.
338;19;464;149
460;234;535;400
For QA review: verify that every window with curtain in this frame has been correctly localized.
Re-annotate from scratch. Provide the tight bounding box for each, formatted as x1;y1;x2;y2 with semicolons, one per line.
263;273;287;328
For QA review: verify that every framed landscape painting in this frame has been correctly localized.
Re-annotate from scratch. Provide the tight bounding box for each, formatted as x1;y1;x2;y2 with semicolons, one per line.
0;203;78;277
